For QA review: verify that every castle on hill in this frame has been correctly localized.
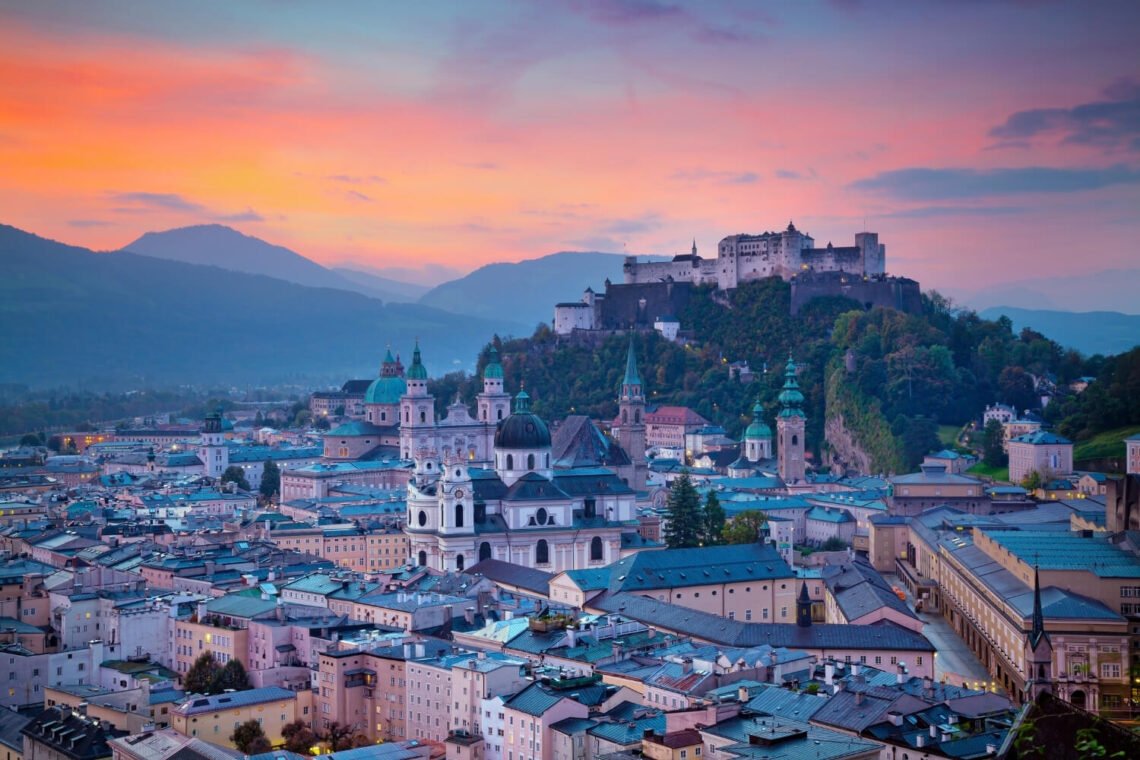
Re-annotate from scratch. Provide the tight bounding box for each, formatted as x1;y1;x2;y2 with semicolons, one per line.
623;222;886;288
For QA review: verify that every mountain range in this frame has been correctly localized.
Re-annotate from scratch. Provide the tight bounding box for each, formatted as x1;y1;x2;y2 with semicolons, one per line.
0;225;503;388
954;268;1140;315
978;306;1140;357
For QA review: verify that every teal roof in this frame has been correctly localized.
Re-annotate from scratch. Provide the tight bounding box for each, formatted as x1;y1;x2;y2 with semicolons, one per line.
623;335;642;387
806;506;854;523
777;355;805;418
1010;431;1071;446
744;400;772;439
406;341;428;380
483;346;504;379
984;530;1140;578
495;391;551;449
329;421;387;436
365;375;406;404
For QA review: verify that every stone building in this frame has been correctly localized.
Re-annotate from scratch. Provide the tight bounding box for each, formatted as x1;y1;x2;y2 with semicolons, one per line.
1008;431;1073;484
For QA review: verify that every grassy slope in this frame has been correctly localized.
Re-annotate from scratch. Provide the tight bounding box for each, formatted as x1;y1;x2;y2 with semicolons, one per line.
1073;425;1140;462
968;461;1010;482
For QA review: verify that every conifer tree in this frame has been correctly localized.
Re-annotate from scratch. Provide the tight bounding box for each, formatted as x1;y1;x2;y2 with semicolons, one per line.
260;459;280;500
702;490;725;545
184;651;221;695
663;472;702;548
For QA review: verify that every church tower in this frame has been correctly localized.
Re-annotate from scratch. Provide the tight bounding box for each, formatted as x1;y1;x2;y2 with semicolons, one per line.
744;400;773;462
199;406;228;479
400;341;436;459
796;580;813;627
477;346;511;424
1024;564;1054;701
776;356;806;484
438;455;475;549
616;335;647;491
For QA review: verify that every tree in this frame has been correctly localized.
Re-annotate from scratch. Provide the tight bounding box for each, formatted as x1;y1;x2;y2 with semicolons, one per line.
281;720;316;754
663;472;702;548
220;465;250;491
1021;469;1044;491
231;719;271;754
260;459;281;500
821;536;847;551
723;511;767;544
184;651;221;695
19;433;41;447
702;491;725;545
982;418;1006;467
211;658;251;693
323;722;355;752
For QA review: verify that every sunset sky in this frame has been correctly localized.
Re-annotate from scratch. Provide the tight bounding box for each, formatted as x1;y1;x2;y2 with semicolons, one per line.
2;0;1138;291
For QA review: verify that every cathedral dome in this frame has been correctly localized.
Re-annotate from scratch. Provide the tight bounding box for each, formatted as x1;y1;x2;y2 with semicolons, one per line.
483;346;504;379
494;390;551;449
364;375;407;404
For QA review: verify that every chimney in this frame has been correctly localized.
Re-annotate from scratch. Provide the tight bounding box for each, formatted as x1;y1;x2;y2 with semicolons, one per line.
737;686;750;703
854;690;865;706
916;734;925;748
824;660;835;686
930;725;937;738
896;663;906;684
851;662;860;676
464;607;475;626
565;626;577;648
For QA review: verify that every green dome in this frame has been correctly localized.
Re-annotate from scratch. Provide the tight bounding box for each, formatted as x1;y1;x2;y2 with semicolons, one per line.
494;390;551;449
365;375;407;404
483;346;504;379
744;400;771;439
407;341;428;380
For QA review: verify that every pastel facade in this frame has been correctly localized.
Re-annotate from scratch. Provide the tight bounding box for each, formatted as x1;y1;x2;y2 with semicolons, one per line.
1126;433;1140;475
168;686;303;749
1008;431;1073;484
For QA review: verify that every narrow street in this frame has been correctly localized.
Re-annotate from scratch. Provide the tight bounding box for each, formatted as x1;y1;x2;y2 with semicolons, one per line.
883;573;996;691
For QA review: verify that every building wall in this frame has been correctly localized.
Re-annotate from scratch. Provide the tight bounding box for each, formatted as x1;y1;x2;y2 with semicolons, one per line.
504;698;587;760
1128;440;1140;475
170;692;303;749
1009;441;1074;483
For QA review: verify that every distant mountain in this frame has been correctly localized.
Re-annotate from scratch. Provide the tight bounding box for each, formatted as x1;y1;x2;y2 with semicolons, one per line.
979;306;1140;356
959;268;1140;315
418;251;630;328
121;225;416;303
0;224;502;389
332;266;429;300
336;261;465;289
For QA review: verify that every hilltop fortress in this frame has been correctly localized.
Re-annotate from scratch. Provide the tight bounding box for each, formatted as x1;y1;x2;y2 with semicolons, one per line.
555;223;919;337
623;222;886;287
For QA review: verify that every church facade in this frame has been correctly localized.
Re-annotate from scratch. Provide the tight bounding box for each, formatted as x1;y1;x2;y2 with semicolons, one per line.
403;342;649;574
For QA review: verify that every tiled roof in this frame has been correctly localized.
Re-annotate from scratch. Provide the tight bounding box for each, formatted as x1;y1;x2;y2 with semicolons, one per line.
565;542;793;594
504;682;569;716
465;558;553;595
1009;431;1071;446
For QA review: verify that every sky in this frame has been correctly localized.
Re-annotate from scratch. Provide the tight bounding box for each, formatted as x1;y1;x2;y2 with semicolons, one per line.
1;0;1138;291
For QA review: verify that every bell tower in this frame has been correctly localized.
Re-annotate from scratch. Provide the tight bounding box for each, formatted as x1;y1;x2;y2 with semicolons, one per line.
439;455;475;540
477;346;511;424
400;341;436;459
199;406;228;479
776;356;806;484
616;334;647;491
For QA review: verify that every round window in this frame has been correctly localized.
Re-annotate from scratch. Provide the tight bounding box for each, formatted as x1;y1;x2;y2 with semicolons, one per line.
536;508;548;525
418;511;427;527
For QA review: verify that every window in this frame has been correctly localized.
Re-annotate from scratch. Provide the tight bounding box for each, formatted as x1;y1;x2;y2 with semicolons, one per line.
536;540;549;565
590;536;603;561
1101;663;1121;679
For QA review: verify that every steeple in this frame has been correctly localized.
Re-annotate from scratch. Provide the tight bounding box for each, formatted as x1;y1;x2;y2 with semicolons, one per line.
796;580;812;627
1029;563;1049;650
778;356;805;418
407;340;428;380
623;334;642;389
691;238;697;257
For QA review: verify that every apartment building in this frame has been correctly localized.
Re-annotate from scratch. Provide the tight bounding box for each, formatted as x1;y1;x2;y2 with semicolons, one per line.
169;686;304;749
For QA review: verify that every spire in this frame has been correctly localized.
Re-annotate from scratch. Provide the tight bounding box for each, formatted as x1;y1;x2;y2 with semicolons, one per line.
1029;563;1049;649
623;333;642;388
777;355;805;418
691;238;697;256
384;344;395;363
407;340;428;380
513;388;531;413
798;580;811;603
796;580;812;627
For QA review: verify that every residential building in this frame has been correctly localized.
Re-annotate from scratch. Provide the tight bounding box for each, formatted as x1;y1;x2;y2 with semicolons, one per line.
1008;431;1073;484
168;687;304;749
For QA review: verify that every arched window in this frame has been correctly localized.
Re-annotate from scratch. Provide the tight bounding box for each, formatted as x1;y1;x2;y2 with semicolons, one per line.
481;409;487;420
479;542;492;562
404;410;409;422
417;550;427;567
455;554;465;571
455;503;464;528
527;453;535;470
792;434;798;446
420;411;426;423
590;536;603;561
506;454;514;470
545;453;549;467
635;409;641;423
622;410;628;424
536;540;549;565
497;409;504;420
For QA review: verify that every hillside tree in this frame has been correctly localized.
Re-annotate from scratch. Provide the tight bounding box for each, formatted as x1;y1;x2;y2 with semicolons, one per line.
260;459;281;500
220;465;250;491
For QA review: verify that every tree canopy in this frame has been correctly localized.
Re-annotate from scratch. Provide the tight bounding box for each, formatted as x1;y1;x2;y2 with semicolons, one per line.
260;459;281;500
231;720;271;754
220;466;250;491
663;472;702;549
723;511;767;545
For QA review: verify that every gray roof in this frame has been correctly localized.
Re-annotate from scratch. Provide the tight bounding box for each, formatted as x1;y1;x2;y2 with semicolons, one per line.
565;542;793;594
595;593;935;651
175;686;297;715
465;558;553;595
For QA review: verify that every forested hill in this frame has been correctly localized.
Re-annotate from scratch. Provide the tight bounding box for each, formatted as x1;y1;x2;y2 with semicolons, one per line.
429;278;1129;474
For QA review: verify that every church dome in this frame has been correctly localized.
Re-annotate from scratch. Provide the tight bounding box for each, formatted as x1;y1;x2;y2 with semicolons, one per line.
407;341;429;380
744;400;771;439
365;375;407;404
483;346;504;379
494;390;551;449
